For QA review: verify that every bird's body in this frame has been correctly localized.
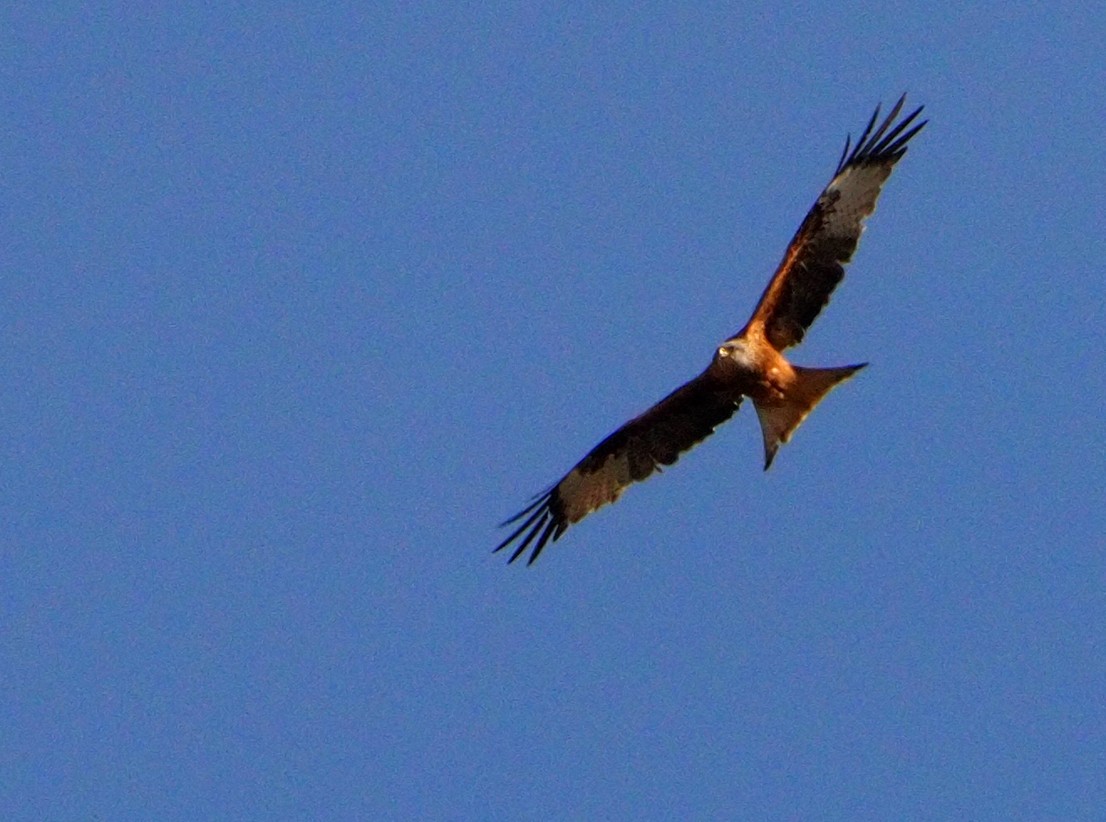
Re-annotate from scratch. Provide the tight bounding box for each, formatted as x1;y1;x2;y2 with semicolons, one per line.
496;97;926;564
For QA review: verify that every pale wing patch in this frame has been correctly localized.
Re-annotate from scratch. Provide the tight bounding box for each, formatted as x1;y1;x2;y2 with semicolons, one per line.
559;453;633;523
821;164;893;239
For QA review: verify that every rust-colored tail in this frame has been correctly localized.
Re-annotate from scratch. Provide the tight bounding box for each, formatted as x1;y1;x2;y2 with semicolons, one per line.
753;364;866;470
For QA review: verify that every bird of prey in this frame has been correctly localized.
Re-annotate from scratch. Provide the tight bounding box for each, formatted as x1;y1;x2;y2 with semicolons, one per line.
495;96;926;564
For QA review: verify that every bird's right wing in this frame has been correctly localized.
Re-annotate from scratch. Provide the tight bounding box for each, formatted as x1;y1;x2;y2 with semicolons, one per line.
495;371;741;565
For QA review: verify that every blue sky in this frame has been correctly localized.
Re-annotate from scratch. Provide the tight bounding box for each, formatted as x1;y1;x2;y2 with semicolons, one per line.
4;2;1105;819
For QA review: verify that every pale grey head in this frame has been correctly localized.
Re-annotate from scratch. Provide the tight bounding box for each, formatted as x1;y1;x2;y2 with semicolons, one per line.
714;339;757;372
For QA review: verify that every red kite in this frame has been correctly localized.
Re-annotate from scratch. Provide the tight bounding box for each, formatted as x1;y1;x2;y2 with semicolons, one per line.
496;97;926;564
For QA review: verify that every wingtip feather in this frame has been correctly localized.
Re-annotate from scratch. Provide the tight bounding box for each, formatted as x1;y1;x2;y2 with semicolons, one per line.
836;95;926;173
495;485;568;565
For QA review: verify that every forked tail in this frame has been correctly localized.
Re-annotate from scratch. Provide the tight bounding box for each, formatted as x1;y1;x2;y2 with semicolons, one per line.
753;364;867;470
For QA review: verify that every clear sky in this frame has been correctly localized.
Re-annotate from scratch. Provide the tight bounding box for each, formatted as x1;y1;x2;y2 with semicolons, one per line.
4;3;1105;819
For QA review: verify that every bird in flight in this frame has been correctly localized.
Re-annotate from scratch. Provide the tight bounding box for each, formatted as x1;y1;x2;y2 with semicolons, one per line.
495;96;926;564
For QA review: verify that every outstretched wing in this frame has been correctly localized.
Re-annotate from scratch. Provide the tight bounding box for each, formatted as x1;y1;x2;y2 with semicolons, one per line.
739;96;926;351
495;372;740;565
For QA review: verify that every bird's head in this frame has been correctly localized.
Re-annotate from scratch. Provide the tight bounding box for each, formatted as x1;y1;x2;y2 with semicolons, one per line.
715;339;756;371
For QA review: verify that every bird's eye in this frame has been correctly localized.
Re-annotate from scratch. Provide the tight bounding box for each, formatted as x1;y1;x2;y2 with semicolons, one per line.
717;346;729;357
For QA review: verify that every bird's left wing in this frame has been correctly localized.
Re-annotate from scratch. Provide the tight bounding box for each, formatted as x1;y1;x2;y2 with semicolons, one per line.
739;96;926;351
495;371;740;565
